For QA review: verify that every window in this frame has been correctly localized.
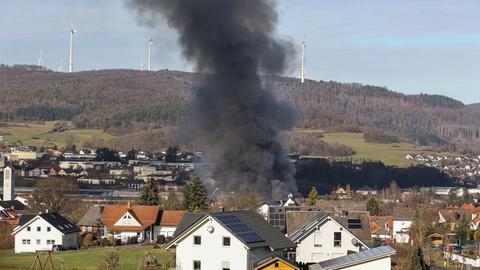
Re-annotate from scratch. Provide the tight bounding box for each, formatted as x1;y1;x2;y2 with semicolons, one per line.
314;231;322;247
347;219;363;229
274;262;279;267
193;260;201;270
27;226;31;232
47;227;51;232
223;237;230;247
37;226;41;232
334;232;342;247
36;239;41;245
194;236;201;245
22;239;31;245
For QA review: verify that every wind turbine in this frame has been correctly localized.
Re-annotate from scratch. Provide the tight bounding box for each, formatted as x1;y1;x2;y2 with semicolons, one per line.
58;59;63;72
37;50;43;66
299;36;306;83
69;20;78;73
147;37;153;71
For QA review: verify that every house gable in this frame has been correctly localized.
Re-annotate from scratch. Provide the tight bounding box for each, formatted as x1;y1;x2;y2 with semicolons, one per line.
291;216;367;249
113;211;142;227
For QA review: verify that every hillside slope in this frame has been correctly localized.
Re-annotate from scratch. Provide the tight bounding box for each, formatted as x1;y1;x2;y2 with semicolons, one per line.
1;65;479;150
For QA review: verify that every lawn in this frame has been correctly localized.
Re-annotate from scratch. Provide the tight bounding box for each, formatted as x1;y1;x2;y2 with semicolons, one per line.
313;132;450;167
0;246;174;270
2;121;113;148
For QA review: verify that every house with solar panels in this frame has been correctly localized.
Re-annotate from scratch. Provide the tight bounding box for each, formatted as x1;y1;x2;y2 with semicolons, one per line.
165;211;296;270
289;213;368;264
308;246;396;270
12;212;80;253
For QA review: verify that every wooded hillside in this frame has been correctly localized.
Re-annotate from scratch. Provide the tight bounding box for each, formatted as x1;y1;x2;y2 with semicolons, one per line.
1;64;479;150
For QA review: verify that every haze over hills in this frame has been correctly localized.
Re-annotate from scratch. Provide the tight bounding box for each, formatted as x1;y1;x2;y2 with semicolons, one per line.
1;64;480;152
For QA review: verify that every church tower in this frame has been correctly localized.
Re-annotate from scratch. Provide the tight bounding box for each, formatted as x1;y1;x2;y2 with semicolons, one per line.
3;166;15;201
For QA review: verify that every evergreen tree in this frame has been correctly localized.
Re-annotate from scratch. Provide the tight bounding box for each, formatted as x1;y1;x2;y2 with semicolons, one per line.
307;186;319;206
163;189;183;210
165;146;178;163
410;246;429;270
183;176;208;212
139;179;160;206
366;198;380;216
455;214;470;245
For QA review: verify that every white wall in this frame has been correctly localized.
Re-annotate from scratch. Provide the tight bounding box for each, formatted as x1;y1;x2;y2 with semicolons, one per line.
175;218;248;270
155;226;176;237
14;217;71;253
335;257;392;270
393;220;412;244
296;219;363;263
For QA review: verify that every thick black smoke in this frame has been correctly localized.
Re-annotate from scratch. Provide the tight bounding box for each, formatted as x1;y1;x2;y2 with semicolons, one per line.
128;0;298;199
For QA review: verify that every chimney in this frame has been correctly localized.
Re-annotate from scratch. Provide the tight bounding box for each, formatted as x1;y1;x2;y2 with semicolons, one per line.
218;207;224;213
127;201;131;209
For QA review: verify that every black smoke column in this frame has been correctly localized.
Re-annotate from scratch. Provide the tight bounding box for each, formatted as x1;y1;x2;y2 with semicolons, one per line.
128;0;298;199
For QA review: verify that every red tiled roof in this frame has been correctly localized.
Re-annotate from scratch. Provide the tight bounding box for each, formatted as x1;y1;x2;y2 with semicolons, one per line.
461;203;476;210
102;204;160;232
159;210;186;227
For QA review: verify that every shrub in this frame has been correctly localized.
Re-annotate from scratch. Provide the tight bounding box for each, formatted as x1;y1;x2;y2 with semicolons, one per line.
102;238;112;247
97;251;120;270
114;238;122;246
156;235;166;244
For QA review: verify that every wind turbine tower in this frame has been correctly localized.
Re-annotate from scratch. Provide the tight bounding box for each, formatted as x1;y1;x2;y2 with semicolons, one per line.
300;36;306;83
148;37;153;71
37;51;43;66
69;20;78;73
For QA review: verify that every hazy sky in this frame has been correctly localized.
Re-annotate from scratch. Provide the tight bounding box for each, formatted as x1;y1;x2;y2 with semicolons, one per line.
1;0;479;103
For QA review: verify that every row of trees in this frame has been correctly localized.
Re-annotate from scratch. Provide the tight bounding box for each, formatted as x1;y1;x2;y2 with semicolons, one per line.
295;158;455;195
138;177;209;212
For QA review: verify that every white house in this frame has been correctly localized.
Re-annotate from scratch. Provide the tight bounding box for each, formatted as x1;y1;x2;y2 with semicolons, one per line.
392;207;414;244
308;246;396;270
165;211;296;270
102;203;185;243
257;193;298;219
12;212;79;253
289;213;368;264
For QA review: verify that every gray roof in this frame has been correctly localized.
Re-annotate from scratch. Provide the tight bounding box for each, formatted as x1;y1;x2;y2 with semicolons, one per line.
289;213;328;242
309;246;396;270
0;200;26;210
77;206;103;226
17;212;80;235
168;211;295;250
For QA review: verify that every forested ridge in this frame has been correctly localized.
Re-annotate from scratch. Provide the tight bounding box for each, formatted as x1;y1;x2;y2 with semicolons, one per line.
1;64;479;149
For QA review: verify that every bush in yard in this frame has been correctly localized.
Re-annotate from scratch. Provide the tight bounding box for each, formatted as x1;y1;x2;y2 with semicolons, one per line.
97;251;120;270
114;238;122;246
157;235;166;244
102;238;112;247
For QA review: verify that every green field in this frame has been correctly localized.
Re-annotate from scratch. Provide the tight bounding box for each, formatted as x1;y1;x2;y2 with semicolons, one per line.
310;132;450;167
0;246;174;270
1;121;113;148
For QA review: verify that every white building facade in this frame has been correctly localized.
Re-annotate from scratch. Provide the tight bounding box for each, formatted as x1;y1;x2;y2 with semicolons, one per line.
12;213;79;253
166;212;295;270
290;215;368;264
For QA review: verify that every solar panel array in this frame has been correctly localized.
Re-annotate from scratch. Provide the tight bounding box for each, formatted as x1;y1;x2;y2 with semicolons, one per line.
216;215;264;243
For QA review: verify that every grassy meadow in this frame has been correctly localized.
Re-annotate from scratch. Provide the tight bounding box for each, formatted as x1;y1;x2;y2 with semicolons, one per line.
1;121;113;148
308;131;451;167
0;247;174;270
